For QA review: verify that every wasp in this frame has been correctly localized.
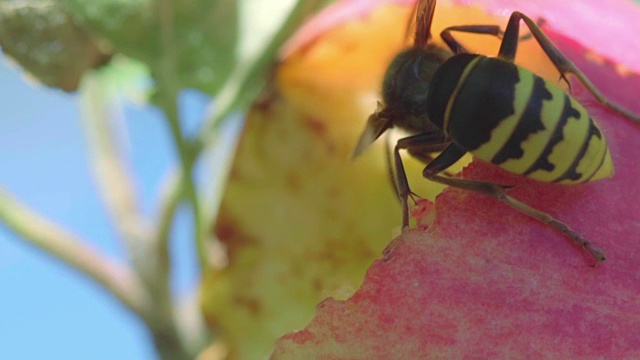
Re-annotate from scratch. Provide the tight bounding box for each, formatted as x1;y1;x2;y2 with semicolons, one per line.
353;0;640;264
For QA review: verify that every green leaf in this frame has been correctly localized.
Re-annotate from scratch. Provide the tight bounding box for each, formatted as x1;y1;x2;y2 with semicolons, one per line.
0;0;111;91
62;0;238;93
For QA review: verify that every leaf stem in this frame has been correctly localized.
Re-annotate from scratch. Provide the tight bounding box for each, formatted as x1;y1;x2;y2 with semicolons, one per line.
198;2;313;138
155;167;183;252
192;0;328;234
157;0;207;271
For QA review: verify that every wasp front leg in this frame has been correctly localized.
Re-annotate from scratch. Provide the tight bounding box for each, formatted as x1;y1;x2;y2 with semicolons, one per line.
394;132;451;229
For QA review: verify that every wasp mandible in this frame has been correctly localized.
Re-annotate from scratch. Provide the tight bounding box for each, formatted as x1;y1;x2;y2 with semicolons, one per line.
353;0;640;264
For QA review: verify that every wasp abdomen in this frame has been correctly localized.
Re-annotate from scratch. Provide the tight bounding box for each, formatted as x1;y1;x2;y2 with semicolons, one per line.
427;54;613;184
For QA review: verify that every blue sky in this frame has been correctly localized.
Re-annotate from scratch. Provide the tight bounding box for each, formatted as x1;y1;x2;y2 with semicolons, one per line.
0;59;207;359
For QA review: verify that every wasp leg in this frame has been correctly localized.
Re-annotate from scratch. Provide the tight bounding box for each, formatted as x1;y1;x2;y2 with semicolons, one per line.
500;11;640;123
422;145;607;265
388;133;452;203
386;132;451;202
406;141;451;164
395;133;452;228
407;140;457;177
384;132;399;201
440;24;538;55
440;25;502;54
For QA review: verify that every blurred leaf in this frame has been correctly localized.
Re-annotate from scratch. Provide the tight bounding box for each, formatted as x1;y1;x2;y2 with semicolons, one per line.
89;56;151;104
1;0;327;102
61;0;326;99
0;0;111;91
62;0;237;94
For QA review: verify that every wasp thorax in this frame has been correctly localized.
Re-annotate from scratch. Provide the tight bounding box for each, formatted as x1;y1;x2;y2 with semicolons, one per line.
381;47;448;133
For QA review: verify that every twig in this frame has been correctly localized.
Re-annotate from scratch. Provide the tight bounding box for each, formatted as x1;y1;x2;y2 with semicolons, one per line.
78;74;158;282
0;187;151;319
80;65;192;359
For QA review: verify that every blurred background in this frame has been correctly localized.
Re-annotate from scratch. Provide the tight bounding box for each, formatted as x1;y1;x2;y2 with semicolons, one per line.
0;0;328;358
0;59;206;358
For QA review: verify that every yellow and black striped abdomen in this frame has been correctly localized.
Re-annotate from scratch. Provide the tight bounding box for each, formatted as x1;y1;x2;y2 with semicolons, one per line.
427;53;613;184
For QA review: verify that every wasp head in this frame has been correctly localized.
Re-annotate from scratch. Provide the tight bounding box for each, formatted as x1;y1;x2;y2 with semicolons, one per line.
352;46;449;158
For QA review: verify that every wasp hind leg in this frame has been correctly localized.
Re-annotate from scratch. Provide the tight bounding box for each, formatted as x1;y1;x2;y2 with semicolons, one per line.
499;11;640;123
423;144;606;266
